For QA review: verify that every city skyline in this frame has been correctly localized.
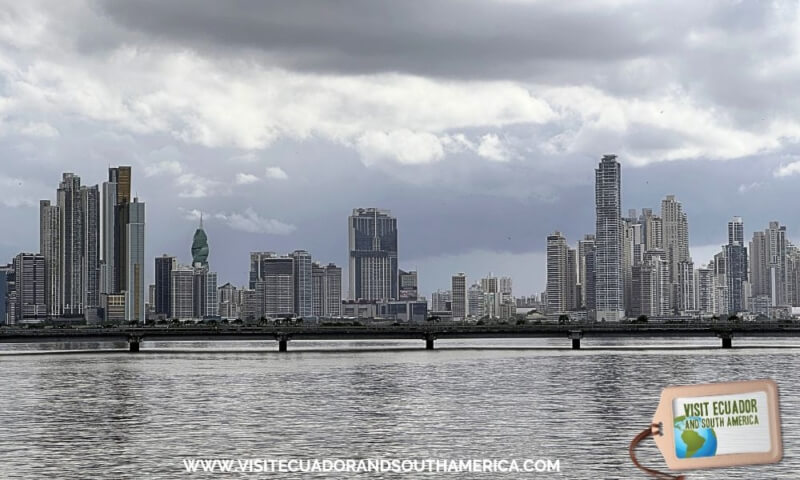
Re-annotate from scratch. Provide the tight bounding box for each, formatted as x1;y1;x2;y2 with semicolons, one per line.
4;2;800;299
7;161;800;304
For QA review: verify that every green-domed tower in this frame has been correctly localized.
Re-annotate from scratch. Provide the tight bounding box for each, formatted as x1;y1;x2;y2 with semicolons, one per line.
191;214;209;267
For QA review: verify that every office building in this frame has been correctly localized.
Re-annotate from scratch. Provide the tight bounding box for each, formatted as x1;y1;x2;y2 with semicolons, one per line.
348;208;398;301
155;255;176;317
124;198;145;322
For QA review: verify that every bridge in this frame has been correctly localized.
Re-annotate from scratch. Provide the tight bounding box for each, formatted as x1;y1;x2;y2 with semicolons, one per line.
1;322;800;352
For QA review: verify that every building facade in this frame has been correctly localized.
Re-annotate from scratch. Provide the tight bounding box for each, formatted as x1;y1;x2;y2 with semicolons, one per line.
348;208;398;301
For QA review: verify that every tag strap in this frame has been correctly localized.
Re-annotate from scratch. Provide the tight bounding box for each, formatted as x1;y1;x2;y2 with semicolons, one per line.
629;423;686;479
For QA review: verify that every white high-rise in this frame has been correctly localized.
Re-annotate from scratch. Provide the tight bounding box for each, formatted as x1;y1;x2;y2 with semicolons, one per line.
595;155;624;321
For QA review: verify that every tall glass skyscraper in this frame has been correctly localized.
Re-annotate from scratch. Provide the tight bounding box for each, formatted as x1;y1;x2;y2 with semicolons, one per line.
595;155;624;321
348;208;398;301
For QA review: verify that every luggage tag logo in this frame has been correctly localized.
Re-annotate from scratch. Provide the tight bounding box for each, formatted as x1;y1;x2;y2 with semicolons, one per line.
630;379;782;478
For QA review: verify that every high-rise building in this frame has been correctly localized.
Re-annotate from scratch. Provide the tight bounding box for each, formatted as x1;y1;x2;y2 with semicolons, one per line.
193;268;218;319
312;262;342;317
695;266;715;315
595;154;624;321
661;195;691;312
399;269;418;301
766;221;788;307
468;283;485;318
171;265;195;320
750;231;769;298
291;250;313;317
218;283;239;319
57;173;84;315
81;185;100;310
725;217;748;314
621;218;643;315
640;208;663;251
677;260;695;313
578;234;596;310
155;255;176;317
110;166;133;296
713;250;729;316
0;263;12;324
39;199;60;316
451;273;467;320
100;180;117;295
124;198;146;322
12;253;47;321
431;289;451;312
249;252;274;289
546;231;571;313
191;216;210;268
348;208;398;301
256;254;295;318
630;249;669;317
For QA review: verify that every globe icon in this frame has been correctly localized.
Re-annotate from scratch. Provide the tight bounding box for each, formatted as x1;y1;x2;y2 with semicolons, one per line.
674;416;718;458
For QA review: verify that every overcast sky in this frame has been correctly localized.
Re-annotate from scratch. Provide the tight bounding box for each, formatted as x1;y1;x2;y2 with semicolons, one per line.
2;0;800;297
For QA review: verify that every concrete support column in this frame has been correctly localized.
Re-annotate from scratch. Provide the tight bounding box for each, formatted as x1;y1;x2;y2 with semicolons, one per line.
128;336;141;353
569;330;583;350
278;338;288;352
722;336;732;349
426;338;435;350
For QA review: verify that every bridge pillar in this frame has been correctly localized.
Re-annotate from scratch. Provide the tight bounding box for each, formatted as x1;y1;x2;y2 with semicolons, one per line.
426;338;435;350
722;336;732;349
277;335;290;352
569;330;583;350
128;336;141;353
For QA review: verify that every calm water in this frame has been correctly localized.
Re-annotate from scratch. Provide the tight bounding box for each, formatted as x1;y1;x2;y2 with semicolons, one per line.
1;339;799;479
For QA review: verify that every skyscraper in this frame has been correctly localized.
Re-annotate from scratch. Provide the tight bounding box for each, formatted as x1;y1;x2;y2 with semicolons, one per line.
595;154;624;321
101;180;117;294
191;216;210;267
110;166;134;296
155;255;176;317
661;195;691;312
125;198;146;322
291;250;313;317
57;173;84;315
348;208;398;301
546;231;570;314
578;234;596;310
39;199;60;316
81;185;100;310
725;217;748;314
451;273;467;320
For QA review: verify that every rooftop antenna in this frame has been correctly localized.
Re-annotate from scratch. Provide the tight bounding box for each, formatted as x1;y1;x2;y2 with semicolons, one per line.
199;211;204;229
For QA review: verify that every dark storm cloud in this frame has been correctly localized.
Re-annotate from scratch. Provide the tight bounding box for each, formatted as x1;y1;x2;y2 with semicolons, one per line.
96;0;673;79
